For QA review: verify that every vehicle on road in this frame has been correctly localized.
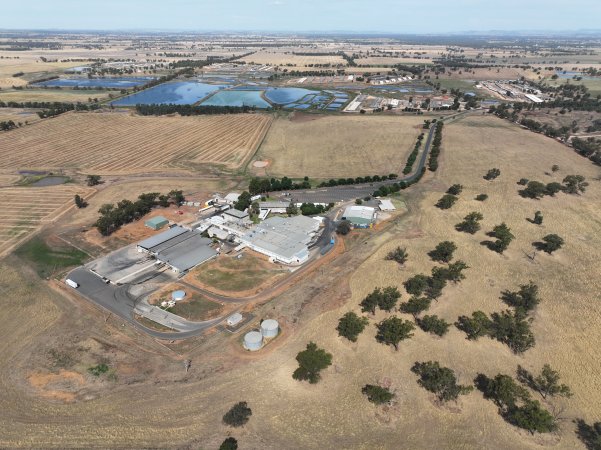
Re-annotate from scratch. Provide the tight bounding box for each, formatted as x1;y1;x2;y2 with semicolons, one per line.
65;278;79;288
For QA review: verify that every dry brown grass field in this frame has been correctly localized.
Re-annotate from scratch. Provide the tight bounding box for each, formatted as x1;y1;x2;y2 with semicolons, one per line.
0;107;40;124
0;184;95;256
1;115;601;449
0;112;272;174
255;114;424;178
0;88;112;103
241;51;346;67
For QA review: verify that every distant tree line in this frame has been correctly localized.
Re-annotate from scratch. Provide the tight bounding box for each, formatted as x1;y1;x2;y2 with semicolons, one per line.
0;100;100;111
0;120;18;131
135;103;259;116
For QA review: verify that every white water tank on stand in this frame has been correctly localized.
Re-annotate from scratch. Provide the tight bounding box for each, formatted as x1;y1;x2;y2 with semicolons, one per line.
260;319;279;338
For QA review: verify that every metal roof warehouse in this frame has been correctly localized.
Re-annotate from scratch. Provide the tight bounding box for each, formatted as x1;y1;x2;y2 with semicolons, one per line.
239;215;320;265
137;225;217;273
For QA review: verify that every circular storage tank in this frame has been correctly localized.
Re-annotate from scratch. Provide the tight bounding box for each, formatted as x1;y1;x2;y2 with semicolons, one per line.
261;319;279;338
244;331;263;351
171;290;186;302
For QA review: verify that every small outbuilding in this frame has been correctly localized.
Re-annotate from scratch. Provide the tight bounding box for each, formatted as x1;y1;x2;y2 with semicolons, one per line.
145;216;169;230
227;312;243;327
379;199;396;211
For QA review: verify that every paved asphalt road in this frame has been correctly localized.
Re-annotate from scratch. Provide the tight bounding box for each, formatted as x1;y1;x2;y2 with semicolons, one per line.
68;267;222;339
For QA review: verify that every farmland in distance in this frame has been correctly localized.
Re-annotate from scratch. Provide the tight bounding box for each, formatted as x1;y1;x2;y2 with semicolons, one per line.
0;112;272;174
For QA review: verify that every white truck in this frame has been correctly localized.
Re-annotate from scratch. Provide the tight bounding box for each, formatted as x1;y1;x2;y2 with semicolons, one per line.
65;279;79;289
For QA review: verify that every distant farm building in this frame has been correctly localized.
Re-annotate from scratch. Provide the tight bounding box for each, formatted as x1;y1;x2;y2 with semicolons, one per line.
145;216;169;230
342;206;376;228
137;225;217;273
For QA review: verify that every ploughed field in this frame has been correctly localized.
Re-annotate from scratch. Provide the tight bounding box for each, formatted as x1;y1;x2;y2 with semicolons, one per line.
0;185;94;256
1;112;272;174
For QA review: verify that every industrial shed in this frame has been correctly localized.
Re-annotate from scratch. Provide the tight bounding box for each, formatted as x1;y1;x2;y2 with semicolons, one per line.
145;215;169;230
342;206;376;228
239;215;320;265
137;226;217;273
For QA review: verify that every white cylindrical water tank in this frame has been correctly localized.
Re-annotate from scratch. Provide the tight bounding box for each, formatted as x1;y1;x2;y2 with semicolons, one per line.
244;331;263;351
260;319;279;338
172;290;186;302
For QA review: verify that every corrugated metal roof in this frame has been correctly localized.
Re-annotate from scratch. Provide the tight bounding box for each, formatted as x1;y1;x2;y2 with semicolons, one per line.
137;226;187;250
224;208;248;219
157;234;217;272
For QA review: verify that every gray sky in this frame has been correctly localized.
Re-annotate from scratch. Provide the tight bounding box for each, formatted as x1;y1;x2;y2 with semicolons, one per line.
3;0;600;33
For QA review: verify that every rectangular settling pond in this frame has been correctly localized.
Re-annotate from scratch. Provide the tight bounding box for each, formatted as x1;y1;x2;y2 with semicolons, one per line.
112;81;229;106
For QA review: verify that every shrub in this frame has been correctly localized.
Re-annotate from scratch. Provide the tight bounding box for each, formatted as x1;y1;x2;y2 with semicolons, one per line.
292;342;332;384
501;282;540;314
517;178;529;186
520;181;547;199
484;168;501;180
411;361;473;402
435;194;458;209
535;234;564;254
562;174;588;194
455;311;492;340
516;364;572;399
545;182;562;196
532;211;543;225
475;193;488;201
223;402;252;427
337;312;369;342
428;241;457;263
404;274;430;296
362;384;395;404
385;246;408;265
88;364;109;377
399;296;431;318
489;310;535;354
446;184;463;195
455;212;483;234
219;437;238;450
336;220;352;235
488;222;514;254
417;315;450;336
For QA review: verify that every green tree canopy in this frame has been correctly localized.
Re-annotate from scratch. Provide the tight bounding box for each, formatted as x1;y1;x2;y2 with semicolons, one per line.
336;312;369;342
428;241;457;263
516;364;572;399
222;402;252;427
292;342;333;384
362;384;395;405
375;317;415;350
411;361;473;402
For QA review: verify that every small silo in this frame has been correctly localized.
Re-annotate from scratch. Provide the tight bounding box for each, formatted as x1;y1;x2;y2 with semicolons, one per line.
260;319;279;338
243;331;263;351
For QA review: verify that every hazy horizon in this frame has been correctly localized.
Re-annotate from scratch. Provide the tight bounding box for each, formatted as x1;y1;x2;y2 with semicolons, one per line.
3;0;601;34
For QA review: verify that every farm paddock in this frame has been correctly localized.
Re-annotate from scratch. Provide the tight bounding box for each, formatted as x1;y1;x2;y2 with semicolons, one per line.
255;114;424;179
0;184;95;257
0;112;272;175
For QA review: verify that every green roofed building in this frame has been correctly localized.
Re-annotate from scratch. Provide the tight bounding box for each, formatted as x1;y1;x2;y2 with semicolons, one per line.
145;216;169;230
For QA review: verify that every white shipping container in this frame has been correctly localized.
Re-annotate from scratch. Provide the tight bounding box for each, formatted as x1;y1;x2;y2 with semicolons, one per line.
66;279;79;288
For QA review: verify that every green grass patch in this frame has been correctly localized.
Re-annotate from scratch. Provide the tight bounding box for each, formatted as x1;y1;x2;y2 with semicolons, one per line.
168;295;223;321
197;268;276;292
15;236;88;278
87;363;109;377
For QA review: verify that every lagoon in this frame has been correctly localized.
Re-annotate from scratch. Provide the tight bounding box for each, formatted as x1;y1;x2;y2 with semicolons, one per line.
35;77;153;88
112;81;228;106
201;90;271;108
